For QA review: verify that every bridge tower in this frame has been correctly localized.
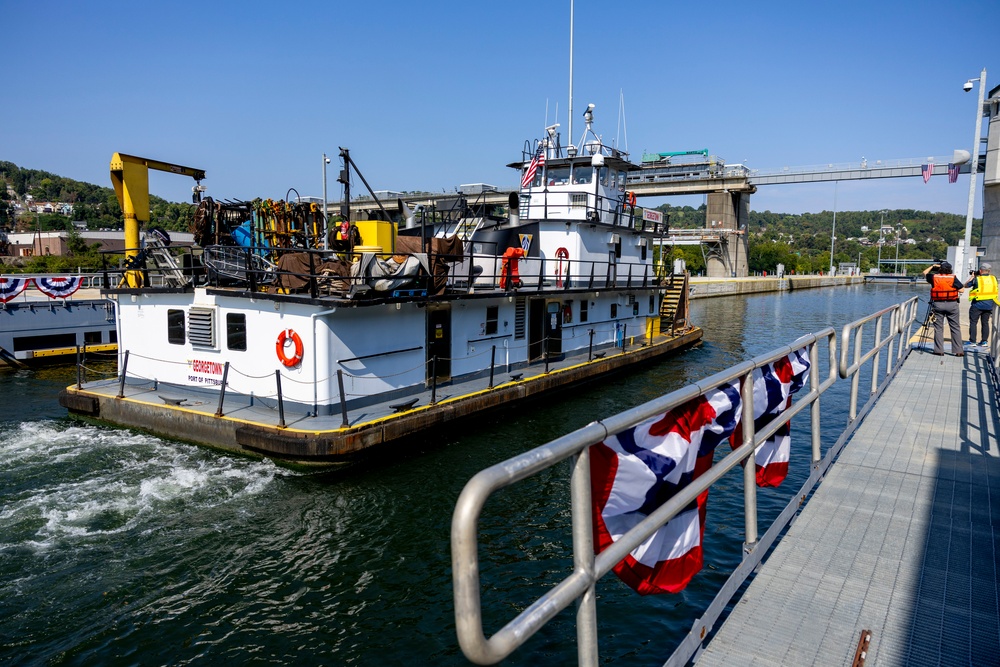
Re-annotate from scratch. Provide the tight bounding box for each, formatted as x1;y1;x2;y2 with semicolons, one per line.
705;191;750;278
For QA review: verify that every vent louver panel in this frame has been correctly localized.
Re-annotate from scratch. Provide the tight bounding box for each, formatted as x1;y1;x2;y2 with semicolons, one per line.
188;307;216;348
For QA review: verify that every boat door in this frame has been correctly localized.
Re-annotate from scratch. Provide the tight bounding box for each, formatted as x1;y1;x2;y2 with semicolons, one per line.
528;299;545;360
427;305;452;382
528;299;562;361
545;301;563;358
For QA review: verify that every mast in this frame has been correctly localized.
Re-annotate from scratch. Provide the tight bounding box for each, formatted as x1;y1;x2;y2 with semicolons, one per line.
567;0;574;146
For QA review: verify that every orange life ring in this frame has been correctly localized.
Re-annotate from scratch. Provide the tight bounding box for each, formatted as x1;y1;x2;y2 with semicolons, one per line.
555;247;570;288
623;191;637;209
276;329;304;367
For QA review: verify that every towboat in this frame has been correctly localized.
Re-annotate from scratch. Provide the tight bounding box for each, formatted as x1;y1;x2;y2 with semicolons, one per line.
60;108;702;465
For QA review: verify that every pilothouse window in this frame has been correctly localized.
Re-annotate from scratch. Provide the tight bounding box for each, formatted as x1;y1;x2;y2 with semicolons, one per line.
547;166;570;186
572;164;593;184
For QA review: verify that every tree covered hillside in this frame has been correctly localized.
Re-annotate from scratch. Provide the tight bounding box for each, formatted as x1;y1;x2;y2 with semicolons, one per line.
654;203;981;274
0;161;195;232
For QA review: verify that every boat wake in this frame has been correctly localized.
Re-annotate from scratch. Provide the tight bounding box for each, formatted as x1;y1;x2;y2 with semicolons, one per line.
0;421;277;551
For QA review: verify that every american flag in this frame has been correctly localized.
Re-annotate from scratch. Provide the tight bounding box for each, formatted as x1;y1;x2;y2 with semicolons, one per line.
948;162;960;184
520;144;545;188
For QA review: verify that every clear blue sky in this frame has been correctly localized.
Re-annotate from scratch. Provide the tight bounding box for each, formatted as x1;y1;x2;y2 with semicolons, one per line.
2;1;997;216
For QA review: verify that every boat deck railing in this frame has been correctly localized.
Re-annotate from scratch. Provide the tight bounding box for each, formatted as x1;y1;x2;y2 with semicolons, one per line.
451;296;920;665
99;242;674;301
101;303;692;421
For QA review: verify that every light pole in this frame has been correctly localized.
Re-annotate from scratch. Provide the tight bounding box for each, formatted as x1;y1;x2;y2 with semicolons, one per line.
876;209;887;273
829;182;838;275
957;68;987;280
322;153;331;250
894;222;901;274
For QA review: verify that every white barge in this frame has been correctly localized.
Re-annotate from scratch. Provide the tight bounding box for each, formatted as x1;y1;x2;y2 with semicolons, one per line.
60;110;702;465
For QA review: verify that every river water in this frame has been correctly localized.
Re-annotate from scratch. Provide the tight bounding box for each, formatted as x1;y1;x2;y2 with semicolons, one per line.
0;283;924;666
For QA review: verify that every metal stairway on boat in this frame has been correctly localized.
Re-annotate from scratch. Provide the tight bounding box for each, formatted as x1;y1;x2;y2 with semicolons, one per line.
143;232;188;287
658;273;690;334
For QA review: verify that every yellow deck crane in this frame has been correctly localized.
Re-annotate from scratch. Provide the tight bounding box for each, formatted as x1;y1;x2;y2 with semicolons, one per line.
110;153;205;287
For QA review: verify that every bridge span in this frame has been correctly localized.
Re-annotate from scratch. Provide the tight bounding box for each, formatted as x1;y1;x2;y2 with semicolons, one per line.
339;84;998;280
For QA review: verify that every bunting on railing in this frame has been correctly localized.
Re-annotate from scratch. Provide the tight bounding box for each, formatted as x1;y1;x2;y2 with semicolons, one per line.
0;277;30;303
32;276;84;299
591;345;812;595
590;380;742;595
730;346;811;488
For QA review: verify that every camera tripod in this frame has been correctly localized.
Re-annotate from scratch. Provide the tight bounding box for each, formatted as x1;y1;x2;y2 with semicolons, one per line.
917;301;936;345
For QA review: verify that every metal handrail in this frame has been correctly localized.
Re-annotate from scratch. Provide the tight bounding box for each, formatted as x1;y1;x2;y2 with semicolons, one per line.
452;298;919;666
839;296;920;420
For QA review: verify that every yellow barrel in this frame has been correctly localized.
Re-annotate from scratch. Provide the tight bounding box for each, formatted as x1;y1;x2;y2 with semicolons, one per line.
352;245;382;261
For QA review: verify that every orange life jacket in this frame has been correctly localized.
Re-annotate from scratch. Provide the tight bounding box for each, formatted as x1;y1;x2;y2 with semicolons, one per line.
930;273;959;301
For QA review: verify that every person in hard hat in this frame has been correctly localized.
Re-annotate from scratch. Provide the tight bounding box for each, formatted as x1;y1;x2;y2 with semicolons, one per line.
923;261;964;356
965;262;999;346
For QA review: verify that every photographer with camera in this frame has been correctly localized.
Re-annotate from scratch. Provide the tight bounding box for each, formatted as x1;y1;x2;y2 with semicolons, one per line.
922;261;965;356
964;262;998;347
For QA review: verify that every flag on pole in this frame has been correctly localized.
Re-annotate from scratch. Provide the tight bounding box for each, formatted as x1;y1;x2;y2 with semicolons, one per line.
948;163;960;184
591;381;742;594
730;346;811;488
520;144;546;188
922;163;932;183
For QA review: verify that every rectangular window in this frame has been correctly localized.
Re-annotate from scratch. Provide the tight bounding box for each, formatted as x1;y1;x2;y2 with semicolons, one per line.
84;331;102;344
572;165;593;184
227;313;247;351
610;303;618;318
580;300;588;323
167;309;185;345
485;306;499;335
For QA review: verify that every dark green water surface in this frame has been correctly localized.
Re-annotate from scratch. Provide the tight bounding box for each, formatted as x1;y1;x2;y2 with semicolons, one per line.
0;284;922;665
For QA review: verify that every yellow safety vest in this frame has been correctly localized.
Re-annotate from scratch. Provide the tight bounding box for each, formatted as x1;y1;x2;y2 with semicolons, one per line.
970;274;1000;305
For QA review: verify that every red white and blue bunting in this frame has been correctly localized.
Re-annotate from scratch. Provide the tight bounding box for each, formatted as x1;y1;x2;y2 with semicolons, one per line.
33;276;84;299
0;276;85;302
0;277;30;303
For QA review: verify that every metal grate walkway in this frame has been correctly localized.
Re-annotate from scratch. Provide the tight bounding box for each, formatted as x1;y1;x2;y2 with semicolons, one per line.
696;347;1000;666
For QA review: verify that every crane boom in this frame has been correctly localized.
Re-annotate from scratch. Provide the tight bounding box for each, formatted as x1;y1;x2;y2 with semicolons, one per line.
110;152;205;284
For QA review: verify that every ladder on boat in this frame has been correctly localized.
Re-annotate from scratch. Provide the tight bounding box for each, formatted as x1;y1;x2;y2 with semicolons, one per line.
143;233;188;287
658;273;690;334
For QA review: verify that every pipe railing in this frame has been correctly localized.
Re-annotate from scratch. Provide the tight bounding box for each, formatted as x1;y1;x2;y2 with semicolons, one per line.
839;296;920;421
451;297;919;666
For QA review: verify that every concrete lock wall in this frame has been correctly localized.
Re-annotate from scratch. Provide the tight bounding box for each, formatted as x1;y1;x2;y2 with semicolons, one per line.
705;191;750;278
983;90;1000;270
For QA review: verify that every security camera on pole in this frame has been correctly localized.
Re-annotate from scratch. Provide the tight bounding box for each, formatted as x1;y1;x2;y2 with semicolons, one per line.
957;68;987;281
